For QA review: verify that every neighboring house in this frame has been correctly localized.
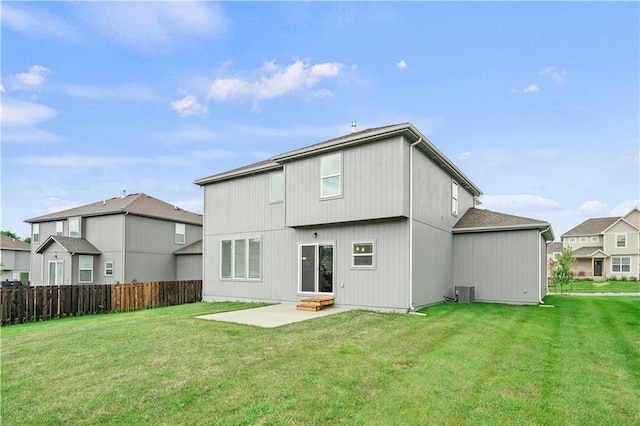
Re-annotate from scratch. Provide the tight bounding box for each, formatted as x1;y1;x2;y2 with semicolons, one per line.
0;235;31;282
195;122;554;310
24;193;203;286
546;241;563;278
560;208;640;279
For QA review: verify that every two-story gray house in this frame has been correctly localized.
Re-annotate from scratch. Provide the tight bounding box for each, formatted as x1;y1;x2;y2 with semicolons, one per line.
25;193;203;286
195;123;554;310
1;235;31;283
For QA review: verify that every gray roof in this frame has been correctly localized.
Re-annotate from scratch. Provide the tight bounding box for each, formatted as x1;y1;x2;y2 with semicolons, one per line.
547;241;563;254
453;208;554;240
0;235;30;251
35;236;101;255
571;246;607;258
174;239;202;255
194;122;482;197
25;193;202;226
561;216;619;238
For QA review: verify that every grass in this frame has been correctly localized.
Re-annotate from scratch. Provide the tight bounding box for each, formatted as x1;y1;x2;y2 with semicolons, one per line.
549;279;640;293
2;297;639;425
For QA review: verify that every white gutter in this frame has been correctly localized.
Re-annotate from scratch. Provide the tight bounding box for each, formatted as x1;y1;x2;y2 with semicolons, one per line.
539;225;551;304
122;211;128;284
408;137;422;312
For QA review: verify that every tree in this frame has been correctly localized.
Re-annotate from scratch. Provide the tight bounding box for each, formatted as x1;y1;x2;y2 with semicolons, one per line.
550;247;576;294
1;230;20;240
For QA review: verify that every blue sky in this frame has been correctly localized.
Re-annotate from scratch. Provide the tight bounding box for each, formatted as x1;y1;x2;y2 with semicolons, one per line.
2;1;638;240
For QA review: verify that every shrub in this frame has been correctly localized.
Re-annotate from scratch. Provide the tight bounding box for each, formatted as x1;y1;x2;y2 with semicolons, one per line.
610;276;618;281
620;276;628;282
630;276;638;281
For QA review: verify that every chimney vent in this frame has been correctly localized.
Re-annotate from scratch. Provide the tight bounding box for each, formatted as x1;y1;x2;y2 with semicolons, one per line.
351;121;357;133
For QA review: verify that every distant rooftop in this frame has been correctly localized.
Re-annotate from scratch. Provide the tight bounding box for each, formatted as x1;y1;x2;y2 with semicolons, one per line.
25;193;202;226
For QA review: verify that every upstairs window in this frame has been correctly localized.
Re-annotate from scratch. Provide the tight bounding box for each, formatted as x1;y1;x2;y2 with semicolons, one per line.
69;217;81;238
175;223;186;244
32;223;40;243
320;152;342;198
451;180;459;216
616;234;627;248
56;221;64;236
79;255;93;283
270;171;285;203
579;237;587;243
591;236;599;242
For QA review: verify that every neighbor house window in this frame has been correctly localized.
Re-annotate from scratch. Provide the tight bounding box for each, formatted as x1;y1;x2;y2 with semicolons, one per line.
79;256;93;283
352;242;375;268
175;223;186;244
568;237;576;243
56;221;64;236
616;234;627;248
270;171;285;203
320;152;342;198
104;261;114;277
69;217;81;238
221;238;262;281
591;236;599;242
611;256;631;273
32;224;40;243
579;237;587;243
451;180;459;216
48;261;63;285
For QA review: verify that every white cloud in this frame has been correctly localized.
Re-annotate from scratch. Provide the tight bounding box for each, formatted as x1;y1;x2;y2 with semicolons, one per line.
14;65;50;86
1;4;75;38
610;199;640;216
397;60;407;69
1;98;57;126
540;66;566;85
482;194;560;213
171;95;208;117
81;2;227;51
577;200;608;216
456;151;494;164
2;129;62;144
517;84;540;94
12;155;189;168
207;60;343;105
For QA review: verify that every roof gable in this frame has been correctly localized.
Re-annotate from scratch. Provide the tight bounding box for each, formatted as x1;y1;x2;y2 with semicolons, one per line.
174;239;202;255
25;193;202;225
35;236;101;255
453;208;554;240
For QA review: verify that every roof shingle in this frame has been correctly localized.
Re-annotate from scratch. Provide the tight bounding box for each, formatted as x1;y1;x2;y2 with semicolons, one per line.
560;217;619;238
35;236;101;255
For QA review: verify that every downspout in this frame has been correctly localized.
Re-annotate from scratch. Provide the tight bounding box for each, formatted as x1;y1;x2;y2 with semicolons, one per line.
408;137;423;312
122;212;128;283
538;225;551;304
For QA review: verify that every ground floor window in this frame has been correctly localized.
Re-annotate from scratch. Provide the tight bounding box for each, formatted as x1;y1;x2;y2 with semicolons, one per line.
104;261;114;277
79;255;94;283
221;238;261;280
48;261;63;285
611;256;631;273
352;241;375;268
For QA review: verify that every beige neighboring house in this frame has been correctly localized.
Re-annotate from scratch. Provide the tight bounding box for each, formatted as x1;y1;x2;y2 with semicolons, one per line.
546;241;563;277
1;235;31;283
560;208;640;279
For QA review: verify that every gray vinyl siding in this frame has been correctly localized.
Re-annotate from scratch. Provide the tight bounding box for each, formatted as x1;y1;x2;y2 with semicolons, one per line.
453;229;543;304
412;223;453;307
285;137;407;227
1;249;30;281
176;254;203;280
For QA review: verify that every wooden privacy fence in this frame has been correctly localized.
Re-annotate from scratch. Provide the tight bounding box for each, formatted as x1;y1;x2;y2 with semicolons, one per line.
0;280;202;326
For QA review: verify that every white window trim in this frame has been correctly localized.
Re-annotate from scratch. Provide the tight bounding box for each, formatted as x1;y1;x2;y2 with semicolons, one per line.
451;180;459;217
79;255;94;283
568;237;576;243
591;236;599;242
320;152;342;199
270;170;285;203
48;260;63;286
104;261;114;277
32;223;40;244
220;237;262;281
611;256;631;273
615;233;627;248
352;241;376;269
579;236;587;243
56;221;64;236
69;217;81;238
175;223;186;244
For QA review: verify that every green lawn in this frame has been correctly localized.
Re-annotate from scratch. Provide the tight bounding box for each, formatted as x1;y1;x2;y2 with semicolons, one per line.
2;297;639;425
549;279;640;293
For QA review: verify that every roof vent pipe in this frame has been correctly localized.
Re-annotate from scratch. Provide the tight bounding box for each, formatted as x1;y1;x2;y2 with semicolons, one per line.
351;121;357;133
121;188;126;198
